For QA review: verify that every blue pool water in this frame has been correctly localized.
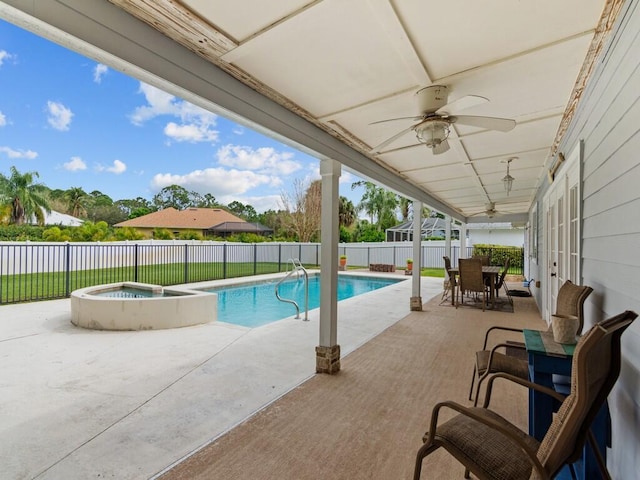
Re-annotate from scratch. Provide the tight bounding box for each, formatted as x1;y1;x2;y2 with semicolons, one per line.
93;287;174;298
206;275;402;328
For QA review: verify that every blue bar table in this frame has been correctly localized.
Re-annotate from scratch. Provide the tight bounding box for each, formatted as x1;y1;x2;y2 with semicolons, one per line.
523;328;609;479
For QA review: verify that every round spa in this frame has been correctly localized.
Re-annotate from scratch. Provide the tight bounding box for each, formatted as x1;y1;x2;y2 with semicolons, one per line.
70;282;217;330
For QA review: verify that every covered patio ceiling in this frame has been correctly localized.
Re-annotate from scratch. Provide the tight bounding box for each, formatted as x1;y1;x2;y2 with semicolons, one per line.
1;0;613;223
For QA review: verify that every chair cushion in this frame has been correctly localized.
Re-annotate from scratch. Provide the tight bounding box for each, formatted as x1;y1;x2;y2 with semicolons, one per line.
430;407;540;480
476;350;529;379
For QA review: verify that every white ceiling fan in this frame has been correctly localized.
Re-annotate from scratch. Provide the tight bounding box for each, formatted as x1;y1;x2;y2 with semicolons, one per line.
370;85;516;155
467;202;506;219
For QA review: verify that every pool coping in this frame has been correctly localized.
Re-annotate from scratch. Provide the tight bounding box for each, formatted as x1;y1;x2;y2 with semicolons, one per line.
70;281;218;330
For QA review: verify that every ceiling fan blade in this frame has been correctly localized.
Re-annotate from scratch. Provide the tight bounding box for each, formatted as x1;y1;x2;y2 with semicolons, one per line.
452;115;516;132
369;115;422;126
436;95;488;115
432;139;450;155
370;125;415;153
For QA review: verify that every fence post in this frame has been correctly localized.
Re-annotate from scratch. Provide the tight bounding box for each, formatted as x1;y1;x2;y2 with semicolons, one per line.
223;243;227;279
184;244;189;283
278;243;282;272
316;244;319;267
253;243;257;275
65;242;71;297
134;244;139;283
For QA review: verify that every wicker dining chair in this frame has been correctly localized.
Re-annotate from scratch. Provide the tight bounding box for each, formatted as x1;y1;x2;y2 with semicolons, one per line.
473;255;490;266
414;310;637;480
440;256;458;304
469;280;593;405
457;258;488;311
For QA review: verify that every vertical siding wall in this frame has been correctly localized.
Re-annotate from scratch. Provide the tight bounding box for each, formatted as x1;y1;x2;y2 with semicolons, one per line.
558;2;640;477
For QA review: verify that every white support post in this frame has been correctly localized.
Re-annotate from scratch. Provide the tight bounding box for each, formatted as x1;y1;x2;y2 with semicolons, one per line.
410;201;422;311
460;223;468;258
316;159;341;374
444;215;452;260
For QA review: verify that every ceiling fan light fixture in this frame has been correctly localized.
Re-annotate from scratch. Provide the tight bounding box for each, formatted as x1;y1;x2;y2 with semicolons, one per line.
502;158;516;196
415;119;449;149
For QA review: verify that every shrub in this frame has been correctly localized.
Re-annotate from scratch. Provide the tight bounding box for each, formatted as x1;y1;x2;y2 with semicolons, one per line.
153;228;174;239
472;244;523;271
177;230;203;240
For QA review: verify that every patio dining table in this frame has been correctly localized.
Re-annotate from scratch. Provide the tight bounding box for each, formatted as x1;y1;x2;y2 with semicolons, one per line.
447;265;502;308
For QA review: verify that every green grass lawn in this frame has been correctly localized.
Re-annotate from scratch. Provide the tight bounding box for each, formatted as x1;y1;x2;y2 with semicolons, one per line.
0;262;285;304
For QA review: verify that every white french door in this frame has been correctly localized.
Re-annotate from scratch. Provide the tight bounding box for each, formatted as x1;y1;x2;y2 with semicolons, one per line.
543;144;581;320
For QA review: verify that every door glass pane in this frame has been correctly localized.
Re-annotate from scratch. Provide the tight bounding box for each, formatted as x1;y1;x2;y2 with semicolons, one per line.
569;186;578;281
558;196;564;284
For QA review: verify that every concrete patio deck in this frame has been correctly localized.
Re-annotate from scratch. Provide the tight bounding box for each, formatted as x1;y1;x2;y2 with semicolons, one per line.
1;272;453;479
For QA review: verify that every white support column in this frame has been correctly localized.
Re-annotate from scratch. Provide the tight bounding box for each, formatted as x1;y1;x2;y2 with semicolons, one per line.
444;214;452;291
316;159;341;374
444;215;452;260
411;201;423;310
460;223;468;258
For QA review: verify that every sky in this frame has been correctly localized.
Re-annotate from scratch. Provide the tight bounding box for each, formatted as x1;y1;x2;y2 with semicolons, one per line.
0;20;365;213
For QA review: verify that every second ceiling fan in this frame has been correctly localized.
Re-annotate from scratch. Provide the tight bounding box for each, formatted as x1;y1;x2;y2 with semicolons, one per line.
370;85;516;155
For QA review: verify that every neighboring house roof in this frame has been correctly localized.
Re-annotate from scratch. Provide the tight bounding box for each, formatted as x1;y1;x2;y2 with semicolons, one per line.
208;221;273;234
114;207;246;230
28;209;84;227
387;218;461;233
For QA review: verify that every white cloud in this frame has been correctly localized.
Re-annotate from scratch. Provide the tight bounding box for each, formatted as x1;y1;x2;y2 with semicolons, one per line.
63;156;87;171
107;159;127;174
95;159;126;174
164;122;218;143
216;145;302;176
0;50;13;67
46;101;73;131
0;111;6;127
93;63;108;83
0;146;38;159
151;167;274;196
129;83;219;144
219;194;282;213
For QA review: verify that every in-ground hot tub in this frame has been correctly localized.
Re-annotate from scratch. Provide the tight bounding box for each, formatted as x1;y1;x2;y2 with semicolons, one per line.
70;282;217;330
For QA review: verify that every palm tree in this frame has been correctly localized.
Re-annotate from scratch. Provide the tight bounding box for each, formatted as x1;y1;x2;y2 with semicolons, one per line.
338;196;357;227
353;181;399;231
64;187;89;218
0;166;51;225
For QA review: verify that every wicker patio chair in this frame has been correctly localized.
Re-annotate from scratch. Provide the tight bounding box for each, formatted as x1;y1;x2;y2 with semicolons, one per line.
440;256;457;304
414;310;637;480
492;258;513;310
473;255;490;266
469;280;593;404
457;258;488;311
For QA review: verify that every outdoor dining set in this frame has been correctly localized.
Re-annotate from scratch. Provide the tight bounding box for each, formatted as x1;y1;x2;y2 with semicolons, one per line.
442;255;512;311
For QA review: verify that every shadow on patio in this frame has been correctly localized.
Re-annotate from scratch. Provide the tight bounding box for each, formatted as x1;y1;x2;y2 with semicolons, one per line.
160;286;544;480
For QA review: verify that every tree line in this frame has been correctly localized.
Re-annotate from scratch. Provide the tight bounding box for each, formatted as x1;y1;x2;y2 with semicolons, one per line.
0;166;431;242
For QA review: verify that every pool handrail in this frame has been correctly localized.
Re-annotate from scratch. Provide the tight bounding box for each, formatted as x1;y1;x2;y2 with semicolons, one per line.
275;260;309;321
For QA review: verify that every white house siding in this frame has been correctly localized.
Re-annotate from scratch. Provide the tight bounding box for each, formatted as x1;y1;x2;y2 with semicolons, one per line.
536;2;640;477
468;228;524;247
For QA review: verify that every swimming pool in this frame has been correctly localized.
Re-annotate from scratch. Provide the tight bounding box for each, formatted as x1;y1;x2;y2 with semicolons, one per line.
206;275;403;328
